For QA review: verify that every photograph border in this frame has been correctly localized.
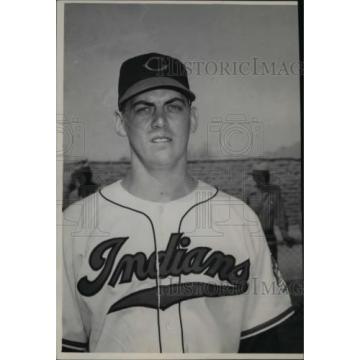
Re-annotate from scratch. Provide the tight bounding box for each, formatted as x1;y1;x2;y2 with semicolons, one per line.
56;1;304;359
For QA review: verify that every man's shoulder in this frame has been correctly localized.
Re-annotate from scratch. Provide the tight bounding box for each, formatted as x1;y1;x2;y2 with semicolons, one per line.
199;181;246;203
204;183;259;222
214;187;245;203
206;185;265;251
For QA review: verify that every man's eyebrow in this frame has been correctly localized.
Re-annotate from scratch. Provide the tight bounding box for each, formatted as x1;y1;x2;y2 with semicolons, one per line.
164;97;187;105
130;100;154;108
130;97;188;108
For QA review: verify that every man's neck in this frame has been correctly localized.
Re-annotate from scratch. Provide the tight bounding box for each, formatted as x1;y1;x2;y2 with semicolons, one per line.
121;159;197;202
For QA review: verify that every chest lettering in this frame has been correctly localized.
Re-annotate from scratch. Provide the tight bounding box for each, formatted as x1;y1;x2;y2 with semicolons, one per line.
77;233;250;297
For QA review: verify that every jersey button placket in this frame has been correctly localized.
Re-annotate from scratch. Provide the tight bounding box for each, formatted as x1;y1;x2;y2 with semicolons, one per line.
157;204;183;352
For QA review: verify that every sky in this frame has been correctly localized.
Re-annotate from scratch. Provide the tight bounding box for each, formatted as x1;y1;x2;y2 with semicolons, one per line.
62;2;300;161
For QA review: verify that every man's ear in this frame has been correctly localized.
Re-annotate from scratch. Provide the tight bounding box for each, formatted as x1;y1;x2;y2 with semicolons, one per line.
190;106;199;133
114;110;127;137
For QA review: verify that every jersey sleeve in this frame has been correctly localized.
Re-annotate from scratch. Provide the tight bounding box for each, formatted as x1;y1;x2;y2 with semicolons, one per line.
240;209;295;340
62;205;89;352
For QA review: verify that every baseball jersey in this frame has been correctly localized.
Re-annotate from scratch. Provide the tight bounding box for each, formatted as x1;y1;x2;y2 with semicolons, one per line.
62;180;294;353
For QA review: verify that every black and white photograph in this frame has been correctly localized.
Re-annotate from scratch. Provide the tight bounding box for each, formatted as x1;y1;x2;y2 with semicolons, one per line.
57;0;303;357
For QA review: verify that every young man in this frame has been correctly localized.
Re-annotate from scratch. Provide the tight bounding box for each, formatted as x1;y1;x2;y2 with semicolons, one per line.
62;53;294;353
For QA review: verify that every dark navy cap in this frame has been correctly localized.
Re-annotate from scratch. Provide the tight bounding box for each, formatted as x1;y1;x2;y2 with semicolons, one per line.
118;52;195;108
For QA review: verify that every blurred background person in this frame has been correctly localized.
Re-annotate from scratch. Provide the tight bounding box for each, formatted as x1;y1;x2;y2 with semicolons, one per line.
246;162;295;261
63;160;99;210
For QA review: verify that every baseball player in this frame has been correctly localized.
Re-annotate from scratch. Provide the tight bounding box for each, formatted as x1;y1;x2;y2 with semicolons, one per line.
246;162;296;260
62;53;295;353
63;160;99;210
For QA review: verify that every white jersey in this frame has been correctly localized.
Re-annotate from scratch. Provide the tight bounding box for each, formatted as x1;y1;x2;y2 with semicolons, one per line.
62;180;294;353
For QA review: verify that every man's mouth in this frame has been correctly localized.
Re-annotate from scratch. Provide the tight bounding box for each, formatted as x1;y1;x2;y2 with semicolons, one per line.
151;136;172;143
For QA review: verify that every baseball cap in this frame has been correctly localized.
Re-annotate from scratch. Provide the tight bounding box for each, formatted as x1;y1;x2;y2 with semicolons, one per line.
118;52;196;108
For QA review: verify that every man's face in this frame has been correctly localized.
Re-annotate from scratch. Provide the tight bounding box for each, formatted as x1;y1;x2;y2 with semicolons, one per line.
118;88;197;169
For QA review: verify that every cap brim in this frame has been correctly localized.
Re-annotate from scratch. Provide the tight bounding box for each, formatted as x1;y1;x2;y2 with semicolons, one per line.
119;77;196;105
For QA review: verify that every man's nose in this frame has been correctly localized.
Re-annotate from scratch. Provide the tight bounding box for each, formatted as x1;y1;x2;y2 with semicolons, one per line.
151;108;168;128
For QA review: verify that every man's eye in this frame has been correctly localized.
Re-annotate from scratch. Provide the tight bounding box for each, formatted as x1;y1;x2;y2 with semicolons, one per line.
134;106;152;114
167;103;184;112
